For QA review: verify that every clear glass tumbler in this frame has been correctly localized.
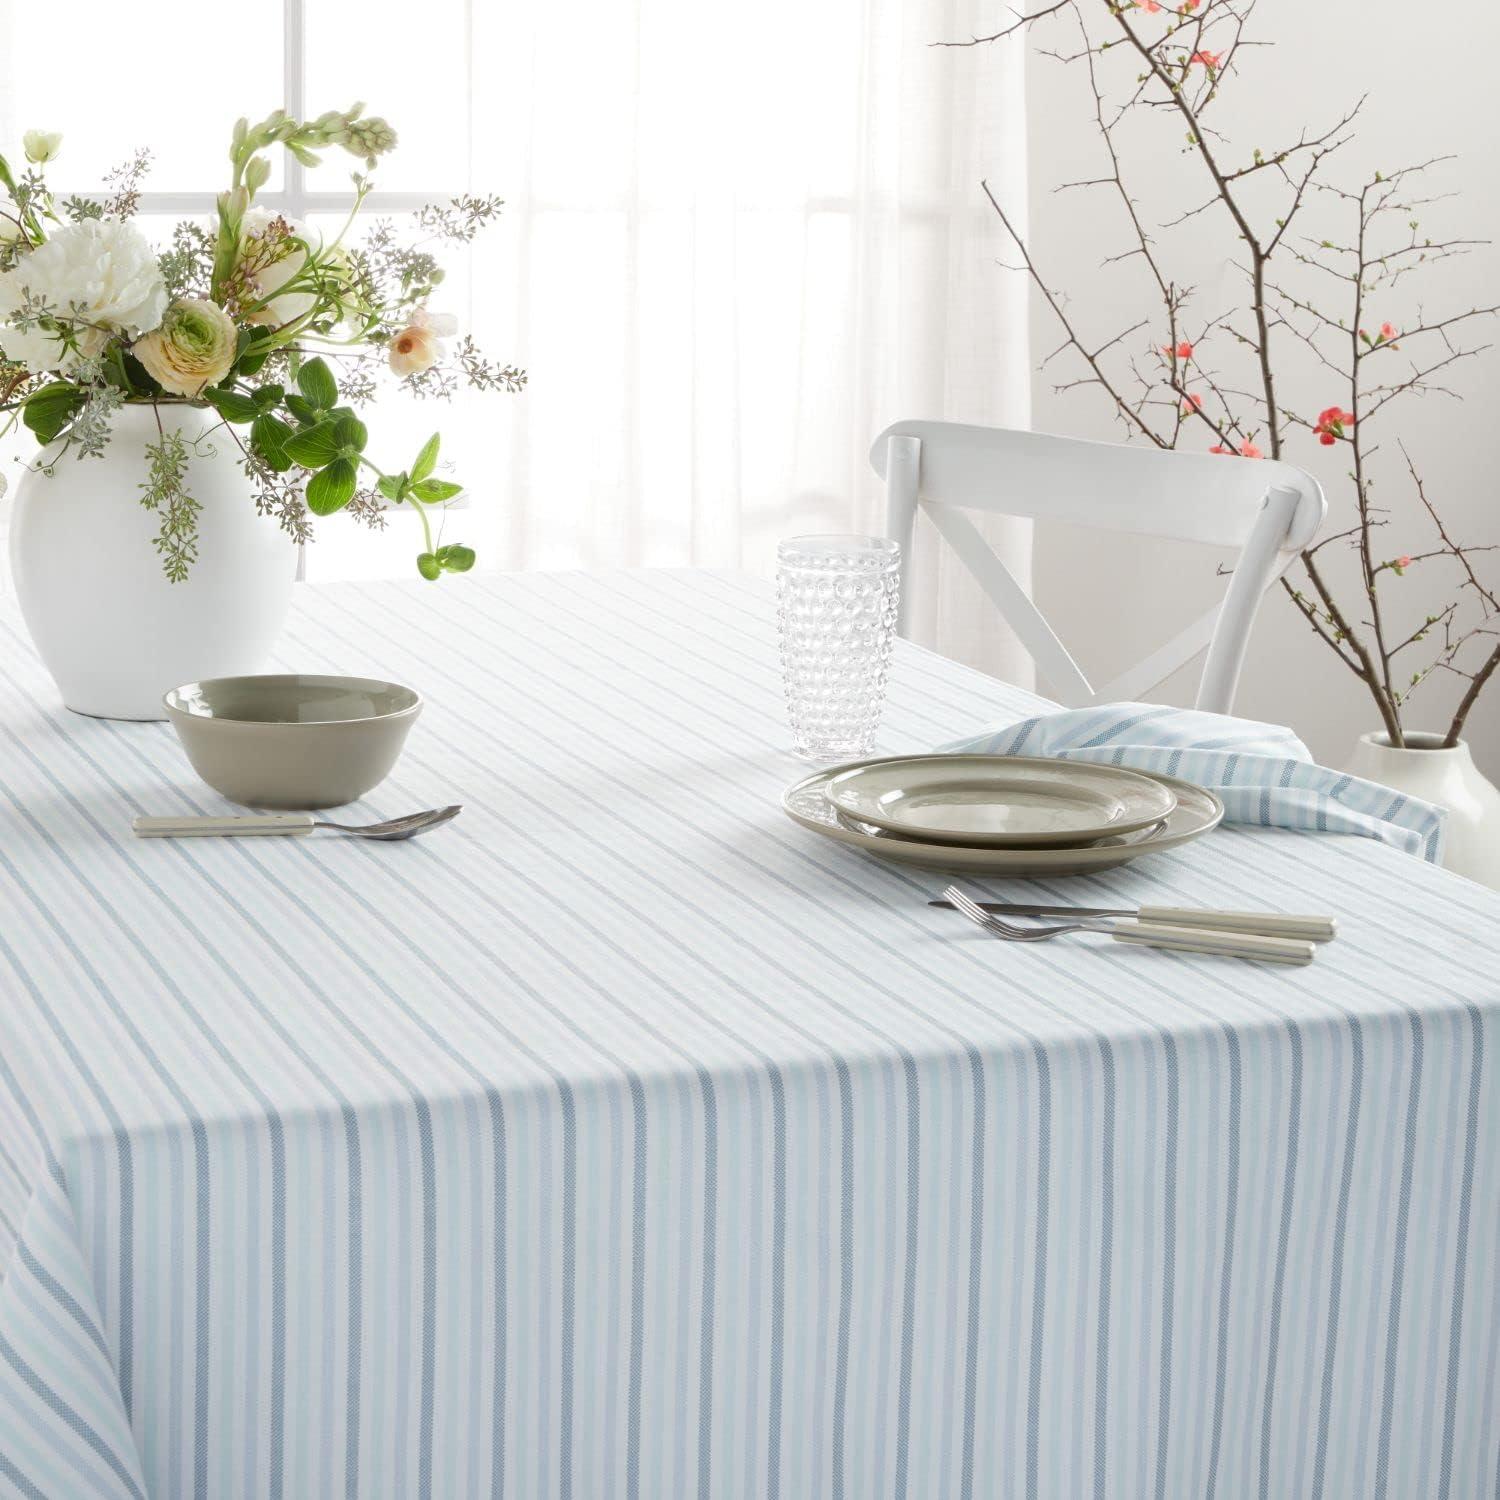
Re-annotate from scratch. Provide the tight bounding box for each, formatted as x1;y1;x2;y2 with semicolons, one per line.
776;534;901;761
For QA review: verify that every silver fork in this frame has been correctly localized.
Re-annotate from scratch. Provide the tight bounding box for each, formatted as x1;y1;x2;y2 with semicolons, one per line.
132;806;462;841
941;885;1315;965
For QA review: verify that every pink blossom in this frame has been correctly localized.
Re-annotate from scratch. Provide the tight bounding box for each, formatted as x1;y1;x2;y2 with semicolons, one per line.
1239;440;1263;459
1313;406;1355;445
1191;49;1222;69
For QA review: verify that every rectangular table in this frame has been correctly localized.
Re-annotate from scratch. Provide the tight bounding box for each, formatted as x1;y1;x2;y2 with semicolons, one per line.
0;569;1495;1499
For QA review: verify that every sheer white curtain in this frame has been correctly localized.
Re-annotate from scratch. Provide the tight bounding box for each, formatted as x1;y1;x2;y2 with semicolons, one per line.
466;0;1033;674
1;0;1031;676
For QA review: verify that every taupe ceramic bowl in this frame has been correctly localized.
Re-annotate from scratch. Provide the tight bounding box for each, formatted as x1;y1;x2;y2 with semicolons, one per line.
164;674;422;810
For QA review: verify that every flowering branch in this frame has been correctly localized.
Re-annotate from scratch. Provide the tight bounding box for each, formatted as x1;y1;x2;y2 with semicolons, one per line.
958;0;1498;746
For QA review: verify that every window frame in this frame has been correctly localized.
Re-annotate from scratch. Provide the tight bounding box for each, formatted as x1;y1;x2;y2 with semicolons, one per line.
128;0;433;220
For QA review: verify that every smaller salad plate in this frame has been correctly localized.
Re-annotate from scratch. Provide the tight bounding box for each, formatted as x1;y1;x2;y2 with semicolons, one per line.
822;754;1178;848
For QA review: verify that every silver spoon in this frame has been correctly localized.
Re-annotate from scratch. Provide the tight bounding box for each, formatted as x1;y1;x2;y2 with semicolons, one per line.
132;806;462;841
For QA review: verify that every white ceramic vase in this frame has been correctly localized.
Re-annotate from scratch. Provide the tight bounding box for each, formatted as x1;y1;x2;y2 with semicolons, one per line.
9;402;297;720
1347;730;1500;890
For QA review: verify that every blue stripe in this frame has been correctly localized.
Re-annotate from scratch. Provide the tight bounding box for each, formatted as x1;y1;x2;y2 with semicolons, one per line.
1257;1024;1303;1500
960;1047;988;1500
0;1451;48;1500
14;1242;112;1369
1371;1014;1425;1500
1152;1034;1180;1500
0;1332;146;1500
1437;1006;1485;1500
1026;1047;1052;1500
1204;1028;1243;1500
1308;1017;1365;1500
1092;1039;1116;1500
832;1063;854;1500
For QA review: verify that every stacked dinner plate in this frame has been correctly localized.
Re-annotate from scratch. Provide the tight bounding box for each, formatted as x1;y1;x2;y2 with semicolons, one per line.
782;754;1224;875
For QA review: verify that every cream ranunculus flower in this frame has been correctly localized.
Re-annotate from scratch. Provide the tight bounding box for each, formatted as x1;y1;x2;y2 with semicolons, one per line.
132;298;238;396
388;307;457;376
238;206;318;328
0;219;167;374
22;129;62;165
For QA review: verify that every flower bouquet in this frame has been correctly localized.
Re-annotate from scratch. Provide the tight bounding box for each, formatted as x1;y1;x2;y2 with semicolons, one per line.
1;106;524;577
0;108;525;718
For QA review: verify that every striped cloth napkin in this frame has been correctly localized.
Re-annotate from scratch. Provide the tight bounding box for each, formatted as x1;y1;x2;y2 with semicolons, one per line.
943;701;1446;862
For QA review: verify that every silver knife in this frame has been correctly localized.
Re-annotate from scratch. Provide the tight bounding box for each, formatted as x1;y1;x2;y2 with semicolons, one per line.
927;899;1336;942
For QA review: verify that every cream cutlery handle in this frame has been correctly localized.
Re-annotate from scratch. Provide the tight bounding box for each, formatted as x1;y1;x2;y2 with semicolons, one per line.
1137;906;1337;942
1111;922;1316;965
131;814;317;838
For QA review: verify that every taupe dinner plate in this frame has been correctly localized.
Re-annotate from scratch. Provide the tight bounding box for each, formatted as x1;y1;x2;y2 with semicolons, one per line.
783;759;1224;875
823;753;1178;848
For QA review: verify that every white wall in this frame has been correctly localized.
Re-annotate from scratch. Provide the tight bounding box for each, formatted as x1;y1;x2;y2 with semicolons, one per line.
1021;0;1500;776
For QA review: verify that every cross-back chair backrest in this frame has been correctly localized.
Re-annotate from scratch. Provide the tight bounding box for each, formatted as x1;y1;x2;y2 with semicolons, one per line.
869;419;1325;714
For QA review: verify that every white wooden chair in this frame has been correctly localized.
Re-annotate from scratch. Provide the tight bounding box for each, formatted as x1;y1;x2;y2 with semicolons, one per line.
870;420;1326;714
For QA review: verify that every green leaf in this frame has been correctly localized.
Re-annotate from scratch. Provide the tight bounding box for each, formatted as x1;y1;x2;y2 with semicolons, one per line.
121;351;164;396
232;326;274;377
22;383;85;444
102;345;135;395
252;382;284;411
305;457;357;516
251;413;294;472
437;543;476;573
283;393;320;426
416;551;442;581
411;478;463;503
411;433;440;483
376;473;408;502
282;421;344;468
334;413;368;453
296;356;338;409
205;388;260;424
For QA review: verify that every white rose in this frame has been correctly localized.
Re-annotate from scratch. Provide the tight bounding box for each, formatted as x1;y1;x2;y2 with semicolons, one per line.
133;298;238;397
22;130;62;165
238;206;317;328
0;219;167;375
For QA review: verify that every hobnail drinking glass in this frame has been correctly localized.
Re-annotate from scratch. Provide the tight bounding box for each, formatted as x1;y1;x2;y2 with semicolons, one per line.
776;534;901;761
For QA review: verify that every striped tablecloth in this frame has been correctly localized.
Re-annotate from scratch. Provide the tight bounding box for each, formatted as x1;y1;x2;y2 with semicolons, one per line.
0;569;1495;1500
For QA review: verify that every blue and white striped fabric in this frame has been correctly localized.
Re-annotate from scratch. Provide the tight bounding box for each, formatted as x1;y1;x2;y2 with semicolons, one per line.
0;570;1495;1500
946;702;1447;863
